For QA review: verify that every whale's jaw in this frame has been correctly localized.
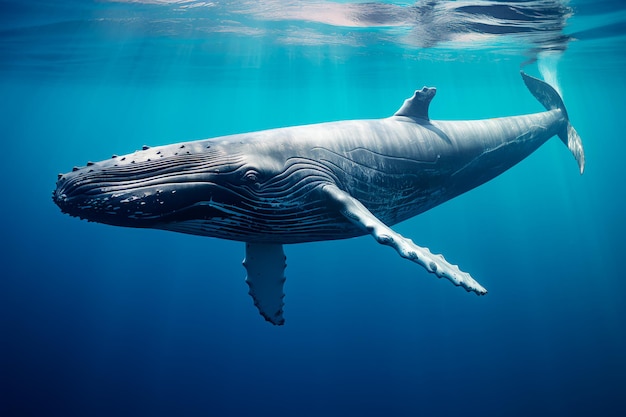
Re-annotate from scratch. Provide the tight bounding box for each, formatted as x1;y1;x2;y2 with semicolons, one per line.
53;145;248;229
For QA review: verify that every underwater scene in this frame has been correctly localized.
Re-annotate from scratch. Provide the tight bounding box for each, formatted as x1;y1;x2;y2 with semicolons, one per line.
1;1;625;416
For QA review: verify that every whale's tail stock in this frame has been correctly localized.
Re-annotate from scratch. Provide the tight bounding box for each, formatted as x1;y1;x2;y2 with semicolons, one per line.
521;71;585;174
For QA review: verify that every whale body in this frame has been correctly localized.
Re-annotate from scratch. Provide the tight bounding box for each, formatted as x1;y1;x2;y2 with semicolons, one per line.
53;72;584;325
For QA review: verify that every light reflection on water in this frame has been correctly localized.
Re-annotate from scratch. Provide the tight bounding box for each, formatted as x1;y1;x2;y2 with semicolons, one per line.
2;0;624;81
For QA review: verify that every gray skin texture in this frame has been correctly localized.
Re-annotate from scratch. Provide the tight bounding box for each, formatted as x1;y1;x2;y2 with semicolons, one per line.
53;72;583;323
54;99;564;243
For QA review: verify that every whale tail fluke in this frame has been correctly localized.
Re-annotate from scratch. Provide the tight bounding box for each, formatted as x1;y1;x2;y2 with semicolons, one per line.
521;71;585;174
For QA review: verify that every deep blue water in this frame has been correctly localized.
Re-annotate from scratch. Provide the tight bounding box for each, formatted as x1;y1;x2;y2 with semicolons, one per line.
1;1;626;416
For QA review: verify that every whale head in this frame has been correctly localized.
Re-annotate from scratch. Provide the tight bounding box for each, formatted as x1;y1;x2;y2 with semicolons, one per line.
53;136;337;242
54;140;273;229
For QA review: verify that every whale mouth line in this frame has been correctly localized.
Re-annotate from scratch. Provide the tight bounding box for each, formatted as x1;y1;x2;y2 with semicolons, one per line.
53;179;230;221
56;178;221;198
54;149;247;198
55;165;244;195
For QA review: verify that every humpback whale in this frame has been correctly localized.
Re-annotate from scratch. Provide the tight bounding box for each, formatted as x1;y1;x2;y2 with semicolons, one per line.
53;72;584;325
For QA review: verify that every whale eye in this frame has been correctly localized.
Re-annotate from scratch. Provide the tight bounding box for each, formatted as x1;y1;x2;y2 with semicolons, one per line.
244;170;259;183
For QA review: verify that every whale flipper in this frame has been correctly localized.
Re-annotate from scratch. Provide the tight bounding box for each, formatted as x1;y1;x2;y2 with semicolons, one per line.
244;243;286;325
324;185;487;295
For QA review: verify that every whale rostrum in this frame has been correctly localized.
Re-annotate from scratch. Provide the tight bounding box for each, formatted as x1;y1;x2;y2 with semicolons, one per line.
54;72;584;325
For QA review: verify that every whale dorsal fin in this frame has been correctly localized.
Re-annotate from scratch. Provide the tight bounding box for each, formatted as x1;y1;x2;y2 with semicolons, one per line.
394;87;436;121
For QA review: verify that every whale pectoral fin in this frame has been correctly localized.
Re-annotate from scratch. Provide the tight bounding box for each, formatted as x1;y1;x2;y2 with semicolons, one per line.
323;185;487;296
243;243;287;325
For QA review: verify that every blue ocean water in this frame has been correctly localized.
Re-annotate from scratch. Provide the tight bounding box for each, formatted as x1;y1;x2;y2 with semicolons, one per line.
1;1;625;416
